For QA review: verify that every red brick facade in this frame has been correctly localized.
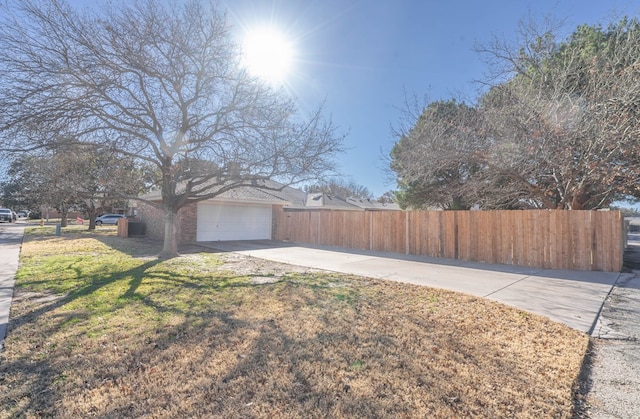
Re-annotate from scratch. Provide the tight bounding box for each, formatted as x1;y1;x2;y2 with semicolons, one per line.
137;201;197;244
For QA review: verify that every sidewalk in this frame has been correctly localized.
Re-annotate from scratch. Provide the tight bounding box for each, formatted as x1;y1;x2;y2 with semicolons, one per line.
0;223;25;352
583;236;640;418
203;240;621;334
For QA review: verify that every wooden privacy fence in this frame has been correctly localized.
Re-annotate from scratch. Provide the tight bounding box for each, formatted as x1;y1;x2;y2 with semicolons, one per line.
273;209;625;272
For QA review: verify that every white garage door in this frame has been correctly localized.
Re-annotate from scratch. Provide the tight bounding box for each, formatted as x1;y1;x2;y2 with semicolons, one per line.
196;203;272;241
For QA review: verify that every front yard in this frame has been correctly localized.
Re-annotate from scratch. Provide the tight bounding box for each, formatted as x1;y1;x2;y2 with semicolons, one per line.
0;226;588;418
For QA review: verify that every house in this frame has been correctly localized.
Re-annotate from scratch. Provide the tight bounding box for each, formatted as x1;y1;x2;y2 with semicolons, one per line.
138;180;399;243
302;193;363;211
344;197;401;211
292;193;401;211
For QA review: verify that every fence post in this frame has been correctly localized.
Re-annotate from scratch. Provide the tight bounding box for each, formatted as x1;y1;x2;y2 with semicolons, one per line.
117;217;129;238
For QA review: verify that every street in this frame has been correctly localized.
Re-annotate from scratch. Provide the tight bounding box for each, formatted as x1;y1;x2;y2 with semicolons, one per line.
0;222;25;351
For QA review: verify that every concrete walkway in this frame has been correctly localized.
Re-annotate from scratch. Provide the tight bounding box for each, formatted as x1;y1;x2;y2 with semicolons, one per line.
204;240;622;334
0;222;25;352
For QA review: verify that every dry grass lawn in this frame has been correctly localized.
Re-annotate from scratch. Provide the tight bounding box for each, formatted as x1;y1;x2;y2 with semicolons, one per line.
0;226;589;418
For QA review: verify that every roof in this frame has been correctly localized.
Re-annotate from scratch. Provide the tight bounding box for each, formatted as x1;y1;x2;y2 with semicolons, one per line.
257;179;308;207
345;197;401;211
140;179;399;210
140;179;307;206
304;193;363;211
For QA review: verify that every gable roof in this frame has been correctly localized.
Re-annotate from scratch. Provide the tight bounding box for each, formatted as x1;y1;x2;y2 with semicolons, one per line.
304;193;363;211
345;197;401;211
140;179;307;206
140;179;399;210
213;186;289;203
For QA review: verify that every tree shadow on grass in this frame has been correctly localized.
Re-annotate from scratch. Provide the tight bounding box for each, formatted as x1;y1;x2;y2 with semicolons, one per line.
10;263;264;344
15;230;225;316
4;230;587;416
1;261;162;416
0;307;253;417
92;234;220;259
1;258;271;416
7;259;163;335
25;227;221;260
2;272;586;417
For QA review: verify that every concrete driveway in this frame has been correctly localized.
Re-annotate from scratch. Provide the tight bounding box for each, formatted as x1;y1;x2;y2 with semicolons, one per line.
203;240;622;334
0;222;25;352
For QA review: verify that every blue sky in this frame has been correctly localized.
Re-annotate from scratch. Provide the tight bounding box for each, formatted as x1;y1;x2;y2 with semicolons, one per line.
224;0;638;196
58;0;636;199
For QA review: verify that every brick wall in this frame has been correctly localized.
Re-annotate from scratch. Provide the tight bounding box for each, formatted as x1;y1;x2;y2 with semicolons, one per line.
137;201;197;244
137;201;163;240
178;203;197;243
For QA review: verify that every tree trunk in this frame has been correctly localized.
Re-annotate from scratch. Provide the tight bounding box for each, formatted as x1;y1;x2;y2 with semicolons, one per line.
87;202;98;230
160;205;179;258
60;204;68;227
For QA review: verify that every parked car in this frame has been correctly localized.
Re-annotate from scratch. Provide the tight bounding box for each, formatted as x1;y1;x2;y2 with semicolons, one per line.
0;208;14;223
16;210;30;219
95;214;125;225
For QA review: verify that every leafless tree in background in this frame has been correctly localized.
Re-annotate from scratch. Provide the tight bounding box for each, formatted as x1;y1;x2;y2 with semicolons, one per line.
0;0;344;256
477;17;640;209
390;99;486;209
304;179;373;199
1;143;149;228
390;16;640;210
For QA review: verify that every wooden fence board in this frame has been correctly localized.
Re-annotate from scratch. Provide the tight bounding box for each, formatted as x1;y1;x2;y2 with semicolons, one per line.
274;209;624;271
415;212;426;255
479;211;491;263
498;211;509;265
443;211;456;259
548;211;558;269
540;210;550;269
475;211;485;262
457;211;470;261
560;211;570;270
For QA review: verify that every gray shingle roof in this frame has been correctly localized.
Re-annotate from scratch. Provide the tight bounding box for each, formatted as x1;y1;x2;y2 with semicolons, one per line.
215;186;287;202
304;193;363;210
345;197;401;210
141;179;399;210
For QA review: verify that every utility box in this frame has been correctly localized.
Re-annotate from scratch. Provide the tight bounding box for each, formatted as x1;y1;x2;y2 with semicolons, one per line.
127;221;146;237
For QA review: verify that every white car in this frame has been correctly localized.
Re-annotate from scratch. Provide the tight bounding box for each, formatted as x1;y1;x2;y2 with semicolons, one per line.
95;214;125;225
0;208;13;223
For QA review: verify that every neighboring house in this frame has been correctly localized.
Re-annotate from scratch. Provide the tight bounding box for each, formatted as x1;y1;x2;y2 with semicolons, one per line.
344;197;401;211
138;180;399;243
297;193;401;211
302;193;363;211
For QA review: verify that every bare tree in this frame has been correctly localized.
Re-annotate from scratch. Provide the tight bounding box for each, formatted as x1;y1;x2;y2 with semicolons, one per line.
376;190;397;204
1;154;54;213
390;16;640;211
390;99;485;209
304;179;373;198
0;0;344;256
2;144;148;227
477;18;640;209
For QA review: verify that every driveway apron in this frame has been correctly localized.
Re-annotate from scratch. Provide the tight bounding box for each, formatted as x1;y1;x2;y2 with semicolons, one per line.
0;223;25;352
204;240;621;334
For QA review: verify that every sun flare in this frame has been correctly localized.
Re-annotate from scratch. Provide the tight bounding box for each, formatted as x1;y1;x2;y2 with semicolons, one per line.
242;26;294;85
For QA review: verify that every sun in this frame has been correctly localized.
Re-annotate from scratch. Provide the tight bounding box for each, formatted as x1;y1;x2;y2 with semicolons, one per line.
242;26;294;85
